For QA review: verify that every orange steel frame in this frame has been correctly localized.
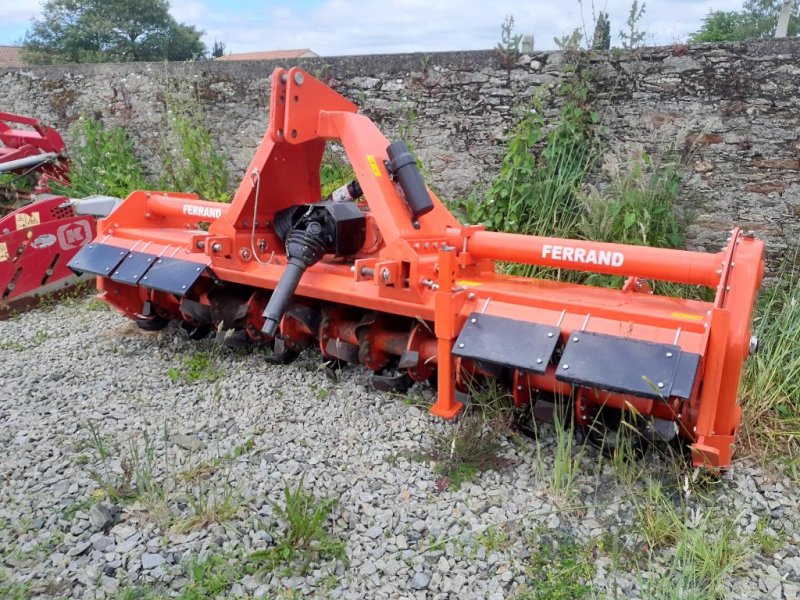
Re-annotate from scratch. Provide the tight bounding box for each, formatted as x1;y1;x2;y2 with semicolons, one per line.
91;68;764;469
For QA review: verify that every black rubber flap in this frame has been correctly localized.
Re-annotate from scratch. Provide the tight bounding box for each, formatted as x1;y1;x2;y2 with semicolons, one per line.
67;243;128;277
139;257;207;296
452;313;560;374
556;331;700;400
110;252;157;285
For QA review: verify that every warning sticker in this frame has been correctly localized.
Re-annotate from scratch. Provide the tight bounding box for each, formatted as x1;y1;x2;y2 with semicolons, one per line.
456;280;483;287
15;212;40;230
670;312;704;321
367;155;382;177
0;242;8;262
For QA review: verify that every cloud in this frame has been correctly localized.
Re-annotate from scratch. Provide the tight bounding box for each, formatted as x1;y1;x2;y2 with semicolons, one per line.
0;0;42;21
170;0;210;23
0;0;754;53
199;0;750;56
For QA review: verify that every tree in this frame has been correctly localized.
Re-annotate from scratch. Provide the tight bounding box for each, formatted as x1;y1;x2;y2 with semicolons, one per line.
690;0;799;42
22;0;206;65
211;40;226;59
592;12;611;50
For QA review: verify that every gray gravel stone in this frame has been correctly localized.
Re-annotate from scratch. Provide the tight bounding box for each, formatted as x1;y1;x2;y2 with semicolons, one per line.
88;503;114;530
0;299;798;599
409;571;430;590
141;553;166;570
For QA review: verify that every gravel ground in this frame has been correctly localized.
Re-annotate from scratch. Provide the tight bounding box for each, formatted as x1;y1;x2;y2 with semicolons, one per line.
1;296;799;599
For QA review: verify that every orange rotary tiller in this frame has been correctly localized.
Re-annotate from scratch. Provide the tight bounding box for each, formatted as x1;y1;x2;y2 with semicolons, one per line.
68;68;765;469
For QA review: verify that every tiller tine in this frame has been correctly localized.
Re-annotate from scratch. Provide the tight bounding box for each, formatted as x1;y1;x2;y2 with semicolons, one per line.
74;67;765;470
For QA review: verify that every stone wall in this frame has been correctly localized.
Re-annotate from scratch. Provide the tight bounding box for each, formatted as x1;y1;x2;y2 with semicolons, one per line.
1;39;799;268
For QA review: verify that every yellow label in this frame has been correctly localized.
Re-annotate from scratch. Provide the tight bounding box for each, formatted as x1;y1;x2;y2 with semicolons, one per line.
0;242;8;262
670;312;704;321
15;211;40;230
456;279;483;287
367;155;382;177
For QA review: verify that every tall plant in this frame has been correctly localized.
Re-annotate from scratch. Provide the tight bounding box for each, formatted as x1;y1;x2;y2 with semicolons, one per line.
469;66;598;251
158;93;231;202
53;116;147;198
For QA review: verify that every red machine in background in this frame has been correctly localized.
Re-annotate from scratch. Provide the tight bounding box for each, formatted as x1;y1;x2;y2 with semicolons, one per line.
68;68;764;469
0;112;113;317
0;112;70;203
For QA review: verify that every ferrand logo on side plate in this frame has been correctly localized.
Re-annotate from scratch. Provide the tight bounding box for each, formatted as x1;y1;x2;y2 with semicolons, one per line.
542;244;624;267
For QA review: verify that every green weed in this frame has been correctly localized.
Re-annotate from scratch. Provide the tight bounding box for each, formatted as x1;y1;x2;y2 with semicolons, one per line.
178;462;217;484
249;476;345;574
158;92;230;202
0;581;32;600
635;478;680;549
514;529;595;600
580;149;683;250
61;499;92;522
320;149;354;197
740;264;800;456
496;15;522;69
468;83;596;252
86;423;169;511
751;516;785;556
85;297;109;311
429;413;511;491
116;553;245;600
423;381;515;490
168;350;224;384
52;115;147;198
178;555;244;600
535;410;584;503
475;525;511;554
642;515;752;598
176;481;240;533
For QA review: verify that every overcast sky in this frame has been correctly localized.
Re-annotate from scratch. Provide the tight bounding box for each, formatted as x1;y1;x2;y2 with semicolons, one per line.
0;0;747;55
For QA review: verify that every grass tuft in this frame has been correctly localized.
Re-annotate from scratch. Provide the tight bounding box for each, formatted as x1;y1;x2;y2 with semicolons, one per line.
426;382;515;490
514;529;596;600
740;265;800;459
168;350;224;384
249;476;346;574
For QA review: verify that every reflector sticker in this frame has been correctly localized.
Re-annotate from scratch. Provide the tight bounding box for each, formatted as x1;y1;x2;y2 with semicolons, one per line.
670;312;704;321
0;242;8;262
15;212;40;230
456;280;483;287
367;155;382;177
